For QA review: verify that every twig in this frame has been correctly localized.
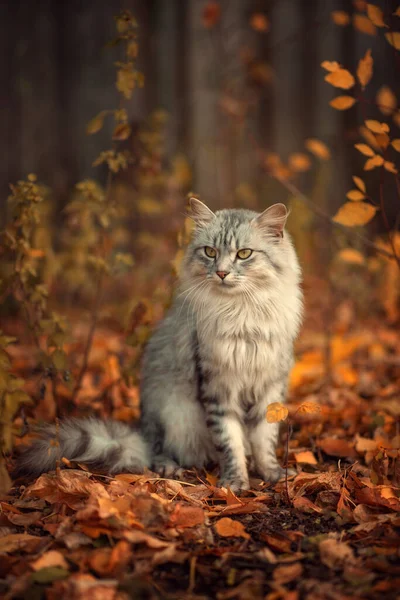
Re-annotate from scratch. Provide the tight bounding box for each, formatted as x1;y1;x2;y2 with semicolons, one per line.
246;129;397;261
71;275;104;402
284;421;292;506
378;161;400;270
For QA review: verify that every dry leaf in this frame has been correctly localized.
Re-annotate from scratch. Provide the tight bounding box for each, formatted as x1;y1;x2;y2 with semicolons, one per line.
346;189;365;201
332;202;377;226
321;61;341;72
384;161;398;174
331;11;350;26
318;438;357;457
325;69;355;90
289;153;312;172
354;143;375;156
250;13;269;32
86;111;107;135
297;401;321;415
273;562;303;584
305;138;331;160
330;96;357;110
215;517;250;539
319;538;357;570
294;451;318;465
376;86;397;115
353;176;366;192
365;119;390;134
337;248;365;265
169;505;205;528
357;49;373;89
384;31;400;50
366;4;386;27
266;402;289;423
31;550;69;572
364;155;384;170
391;139;400;152
353;13;377;35
202;1;221;28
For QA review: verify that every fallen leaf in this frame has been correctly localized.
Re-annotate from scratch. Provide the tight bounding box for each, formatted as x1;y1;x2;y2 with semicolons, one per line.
31;550;69;572
169;504;205;528
215;517;250;539
318;438;357;457
294;451;318;465
273;562;303;584
319;538;357;570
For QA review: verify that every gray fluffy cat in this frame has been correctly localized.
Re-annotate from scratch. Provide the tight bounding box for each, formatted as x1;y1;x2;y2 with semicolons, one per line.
14;199;303;491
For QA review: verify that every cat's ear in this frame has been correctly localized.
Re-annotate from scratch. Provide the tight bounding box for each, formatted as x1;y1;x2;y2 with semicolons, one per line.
188;197;215;227
253;203;288;238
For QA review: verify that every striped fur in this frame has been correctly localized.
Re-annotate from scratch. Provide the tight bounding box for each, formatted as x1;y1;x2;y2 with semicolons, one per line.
14;201;303;491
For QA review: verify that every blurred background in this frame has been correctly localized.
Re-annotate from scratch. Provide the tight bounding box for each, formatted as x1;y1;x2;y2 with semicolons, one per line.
0;0;398;214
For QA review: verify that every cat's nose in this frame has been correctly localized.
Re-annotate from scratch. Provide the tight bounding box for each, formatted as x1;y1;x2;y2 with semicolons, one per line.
216;271;229;280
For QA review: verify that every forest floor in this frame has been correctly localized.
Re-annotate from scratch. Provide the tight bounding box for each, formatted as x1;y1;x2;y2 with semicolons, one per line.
1;277;400;600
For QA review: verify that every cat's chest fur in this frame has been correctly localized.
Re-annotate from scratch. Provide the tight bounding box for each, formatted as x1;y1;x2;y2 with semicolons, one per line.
196;301;289;390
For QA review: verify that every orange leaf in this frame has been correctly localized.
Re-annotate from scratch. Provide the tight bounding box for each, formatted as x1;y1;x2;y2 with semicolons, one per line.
333;202;377;226
365;119;390;133
273;562;303;584
31;550;69;572
355;435;378;453
391;139;400;152
249;13;269;32
321;60;341;72
364;155;384;170
305;138;331;160
325;68;355;90
354;143;375;156
337;248;365;265
353;176;366;192
215;517;249;539
318;438;357;458
297;401;321;415
353;13;377;35
384;32;400;50
331;11;350;26
266;402;289;423
202;1;221;28
288;152;312;172
376;86;397;115
319;538;357;570
357;49;373;89
384;161;398;174
366;4;386;27
346;189;365;201
330;96;356;110
169;505;205;528
294;451;318;465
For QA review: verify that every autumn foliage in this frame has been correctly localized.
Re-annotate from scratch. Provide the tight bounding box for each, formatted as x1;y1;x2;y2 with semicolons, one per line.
1;4;400;599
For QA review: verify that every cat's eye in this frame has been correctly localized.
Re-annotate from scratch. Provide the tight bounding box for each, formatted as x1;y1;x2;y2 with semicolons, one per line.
237;248;253;260
204;246;217;258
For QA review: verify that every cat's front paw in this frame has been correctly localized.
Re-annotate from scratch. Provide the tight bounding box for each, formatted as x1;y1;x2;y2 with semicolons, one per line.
259;465;296;484
219;475;250;493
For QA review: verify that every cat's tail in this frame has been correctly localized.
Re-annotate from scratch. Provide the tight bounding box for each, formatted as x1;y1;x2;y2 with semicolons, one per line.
12;418;151;480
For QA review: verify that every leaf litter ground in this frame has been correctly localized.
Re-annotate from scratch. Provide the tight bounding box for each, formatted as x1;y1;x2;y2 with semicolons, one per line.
2;278;400;600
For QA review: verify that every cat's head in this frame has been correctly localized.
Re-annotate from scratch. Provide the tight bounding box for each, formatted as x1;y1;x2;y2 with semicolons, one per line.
181;198;299;297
